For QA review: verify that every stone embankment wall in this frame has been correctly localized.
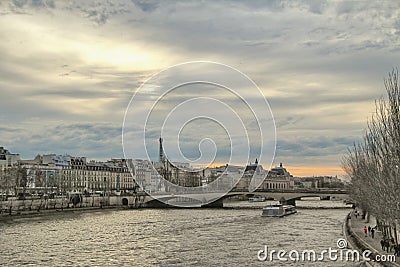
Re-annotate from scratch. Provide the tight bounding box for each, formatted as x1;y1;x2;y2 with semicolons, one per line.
0;195;141;215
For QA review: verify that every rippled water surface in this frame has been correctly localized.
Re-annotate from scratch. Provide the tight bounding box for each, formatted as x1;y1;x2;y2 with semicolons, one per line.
0;203;353;266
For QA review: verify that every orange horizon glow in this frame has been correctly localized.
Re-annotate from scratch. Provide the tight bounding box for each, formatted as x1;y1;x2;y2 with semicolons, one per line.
195;163;346;178
283;165;346;177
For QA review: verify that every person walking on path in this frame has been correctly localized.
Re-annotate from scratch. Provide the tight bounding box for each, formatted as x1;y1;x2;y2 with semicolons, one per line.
371;228;375;238
395;244;400;257
368;226;371;236
384;239;390;253
363;226;368;237
389;238;395;252
381;238;385;250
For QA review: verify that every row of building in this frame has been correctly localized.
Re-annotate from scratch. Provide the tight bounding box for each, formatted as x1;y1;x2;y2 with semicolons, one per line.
0;146;344;197
0;149;136;197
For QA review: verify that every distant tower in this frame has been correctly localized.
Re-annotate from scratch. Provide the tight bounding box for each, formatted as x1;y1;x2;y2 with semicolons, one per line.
159;137;165;162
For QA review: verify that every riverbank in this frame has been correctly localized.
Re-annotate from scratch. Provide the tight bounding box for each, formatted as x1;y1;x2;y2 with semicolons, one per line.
0;205;127;222
0;195;141;222
344;211;399;267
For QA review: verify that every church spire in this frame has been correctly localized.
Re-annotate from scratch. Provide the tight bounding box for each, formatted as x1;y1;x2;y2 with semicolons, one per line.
159;137;165;162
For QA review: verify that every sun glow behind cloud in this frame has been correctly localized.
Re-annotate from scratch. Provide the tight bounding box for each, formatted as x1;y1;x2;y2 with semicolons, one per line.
0;11;170;73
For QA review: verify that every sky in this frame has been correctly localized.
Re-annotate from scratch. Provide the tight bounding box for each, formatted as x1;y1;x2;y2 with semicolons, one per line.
1;0;400;177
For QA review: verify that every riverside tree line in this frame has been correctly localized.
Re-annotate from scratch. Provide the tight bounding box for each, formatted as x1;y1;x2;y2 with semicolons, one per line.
343;69;400;244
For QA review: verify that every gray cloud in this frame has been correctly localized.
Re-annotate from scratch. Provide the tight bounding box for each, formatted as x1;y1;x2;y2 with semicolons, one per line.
1;0;399;175
274;135;360;165
12;0;28;8
131;0;159;12
2;122;124;160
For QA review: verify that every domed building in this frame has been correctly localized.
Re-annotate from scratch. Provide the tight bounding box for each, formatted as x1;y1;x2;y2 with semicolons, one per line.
260;163;295;190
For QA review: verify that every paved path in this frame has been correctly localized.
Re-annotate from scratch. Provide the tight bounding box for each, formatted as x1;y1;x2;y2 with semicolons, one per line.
348;211;399;266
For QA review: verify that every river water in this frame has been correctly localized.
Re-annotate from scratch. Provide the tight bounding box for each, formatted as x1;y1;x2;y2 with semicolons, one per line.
0;201;355;266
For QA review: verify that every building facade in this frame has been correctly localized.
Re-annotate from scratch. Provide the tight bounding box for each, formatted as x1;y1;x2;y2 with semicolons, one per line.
0;147;20;169
61;158;136;195
260;163;295;190
16;155;137;196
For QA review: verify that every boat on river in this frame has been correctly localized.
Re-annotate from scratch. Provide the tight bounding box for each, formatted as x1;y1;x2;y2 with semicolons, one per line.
248;197;266;202
261;204;297;217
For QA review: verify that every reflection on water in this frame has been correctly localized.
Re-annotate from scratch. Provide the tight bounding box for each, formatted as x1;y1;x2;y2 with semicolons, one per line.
0;201;354;266
225;198;350;209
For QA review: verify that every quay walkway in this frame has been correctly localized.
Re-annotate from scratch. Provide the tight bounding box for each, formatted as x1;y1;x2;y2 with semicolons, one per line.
345;212;399;267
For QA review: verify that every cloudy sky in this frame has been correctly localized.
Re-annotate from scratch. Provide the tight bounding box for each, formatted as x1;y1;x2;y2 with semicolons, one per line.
1;0;400;177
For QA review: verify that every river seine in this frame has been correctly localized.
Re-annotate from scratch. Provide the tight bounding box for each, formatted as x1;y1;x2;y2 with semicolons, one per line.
0;201;354;266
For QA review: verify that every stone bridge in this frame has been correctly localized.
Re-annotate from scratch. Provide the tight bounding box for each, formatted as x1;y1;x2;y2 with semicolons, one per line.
137;189;349;208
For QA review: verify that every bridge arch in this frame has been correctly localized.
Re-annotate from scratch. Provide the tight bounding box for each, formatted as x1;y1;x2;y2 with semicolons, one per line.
139;190;349;208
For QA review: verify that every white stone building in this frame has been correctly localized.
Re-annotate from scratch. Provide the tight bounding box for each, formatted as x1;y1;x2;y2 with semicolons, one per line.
0;147;20;169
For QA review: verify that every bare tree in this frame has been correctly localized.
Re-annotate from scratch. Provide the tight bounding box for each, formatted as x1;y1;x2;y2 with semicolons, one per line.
343;69;400;238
